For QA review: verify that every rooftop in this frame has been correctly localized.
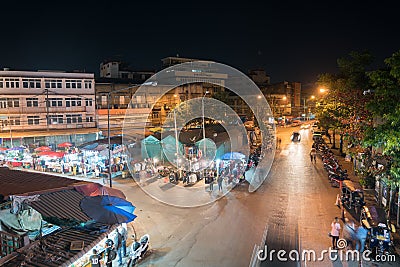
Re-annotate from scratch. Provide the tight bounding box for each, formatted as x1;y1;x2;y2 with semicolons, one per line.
0;168;88;198
0;223;116;267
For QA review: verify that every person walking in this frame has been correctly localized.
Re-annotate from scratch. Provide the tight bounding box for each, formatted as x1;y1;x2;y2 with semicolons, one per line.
355;224;368;252
217;171;224;192
330;217;341;249
120;226;128;257
115;228;123;266
209;170;214;191
89;249;101;267
343;219;356;249
310;147;317;163
104;235;115;267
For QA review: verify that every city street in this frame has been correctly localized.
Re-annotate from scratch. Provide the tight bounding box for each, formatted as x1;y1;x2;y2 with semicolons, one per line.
93;126;400;267
26;125;396;267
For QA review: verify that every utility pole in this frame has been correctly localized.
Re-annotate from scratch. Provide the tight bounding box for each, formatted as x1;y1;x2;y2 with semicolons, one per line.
45;89;49;131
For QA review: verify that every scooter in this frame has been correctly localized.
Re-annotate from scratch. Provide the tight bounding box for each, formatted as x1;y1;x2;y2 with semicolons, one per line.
127;234;150;267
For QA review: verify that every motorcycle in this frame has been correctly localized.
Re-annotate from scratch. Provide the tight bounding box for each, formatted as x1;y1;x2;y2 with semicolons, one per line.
127;234;150;267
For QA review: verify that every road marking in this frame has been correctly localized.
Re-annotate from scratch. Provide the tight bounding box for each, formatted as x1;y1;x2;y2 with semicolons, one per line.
249;224;269;267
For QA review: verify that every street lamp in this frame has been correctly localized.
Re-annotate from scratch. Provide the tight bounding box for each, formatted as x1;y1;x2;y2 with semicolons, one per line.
106;81;157;188
201;90;209;162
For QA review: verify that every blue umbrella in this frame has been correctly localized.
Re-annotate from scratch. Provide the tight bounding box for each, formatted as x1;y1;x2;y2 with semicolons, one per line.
80;195;137;224
221;152;246;160
8;146;25;151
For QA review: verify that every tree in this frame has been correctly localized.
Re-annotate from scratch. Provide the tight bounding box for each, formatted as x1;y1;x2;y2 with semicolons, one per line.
316;51;374;152
364;50;400;223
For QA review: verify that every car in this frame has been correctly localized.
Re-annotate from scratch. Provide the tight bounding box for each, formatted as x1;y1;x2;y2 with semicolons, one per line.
291;132;301;142
291;120;302;127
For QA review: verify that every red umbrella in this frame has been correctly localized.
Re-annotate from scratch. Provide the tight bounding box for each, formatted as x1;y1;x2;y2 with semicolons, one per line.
0;147;8;151
38;151;65;158
74;183;126;199
34;146;52;152
58;142;73;148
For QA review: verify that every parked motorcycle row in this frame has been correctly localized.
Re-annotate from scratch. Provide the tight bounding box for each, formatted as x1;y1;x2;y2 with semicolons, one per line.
313;138;349;187
313;138;397;256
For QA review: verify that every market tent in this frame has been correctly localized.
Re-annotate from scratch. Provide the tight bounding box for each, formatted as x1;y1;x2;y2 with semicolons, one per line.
38;151;65;158
215;144;226;159
141;135;162;160
161;135;183;164
81;143;99;151
195;138;217;159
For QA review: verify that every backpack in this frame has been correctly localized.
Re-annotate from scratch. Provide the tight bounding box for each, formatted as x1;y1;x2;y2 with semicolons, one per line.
108;249;117;261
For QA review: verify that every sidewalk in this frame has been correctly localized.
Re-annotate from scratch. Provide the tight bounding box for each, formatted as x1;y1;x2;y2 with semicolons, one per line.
322;135;400;256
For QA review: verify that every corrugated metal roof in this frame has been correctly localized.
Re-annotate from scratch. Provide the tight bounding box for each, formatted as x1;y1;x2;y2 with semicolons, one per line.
0;168;88;198
0;223;116;267
29;189;91;222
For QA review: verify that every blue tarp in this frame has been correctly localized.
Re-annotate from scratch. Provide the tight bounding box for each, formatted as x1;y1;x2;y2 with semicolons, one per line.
220;152;246;160
141;135;162;159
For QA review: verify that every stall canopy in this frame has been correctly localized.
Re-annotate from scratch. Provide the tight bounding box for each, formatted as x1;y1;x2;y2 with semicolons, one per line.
161;135;183;164
195;138;217;159
141;135;162;160
216;144;226;160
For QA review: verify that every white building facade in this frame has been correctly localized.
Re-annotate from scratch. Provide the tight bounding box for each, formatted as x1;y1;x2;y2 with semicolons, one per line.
0;69;97;147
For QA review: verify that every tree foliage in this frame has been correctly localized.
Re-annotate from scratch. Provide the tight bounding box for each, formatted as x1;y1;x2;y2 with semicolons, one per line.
315;51;374;148
364;50;400;187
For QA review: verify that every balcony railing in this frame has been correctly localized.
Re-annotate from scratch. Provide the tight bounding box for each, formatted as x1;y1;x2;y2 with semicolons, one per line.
6;106;88;114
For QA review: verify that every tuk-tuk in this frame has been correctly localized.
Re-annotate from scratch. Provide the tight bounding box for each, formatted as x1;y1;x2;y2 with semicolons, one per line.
360;205;396;255
341;180;365;213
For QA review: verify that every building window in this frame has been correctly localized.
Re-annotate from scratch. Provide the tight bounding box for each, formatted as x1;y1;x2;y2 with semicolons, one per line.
48;115;63;124
65;98;82;107
9;116;21;126
27;116;40;125
45;79;62;89
5;78;20;88
48;98;63;107
86;116;94;122
7;98;19;107
0;80;3;88
84;80;92;89
0;99;7;108
85;99;93;106
0;98;19;108
65;80;82;89
26;98;39;107
66;114;83;123
22;79;41;89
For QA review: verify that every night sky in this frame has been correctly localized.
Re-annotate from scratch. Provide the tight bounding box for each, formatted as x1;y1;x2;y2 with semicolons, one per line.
1;1;399;90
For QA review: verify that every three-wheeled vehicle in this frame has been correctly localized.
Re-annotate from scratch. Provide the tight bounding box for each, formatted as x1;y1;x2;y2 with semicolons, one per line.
341;180;365;214
360;205;396;255
290;132;301;142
